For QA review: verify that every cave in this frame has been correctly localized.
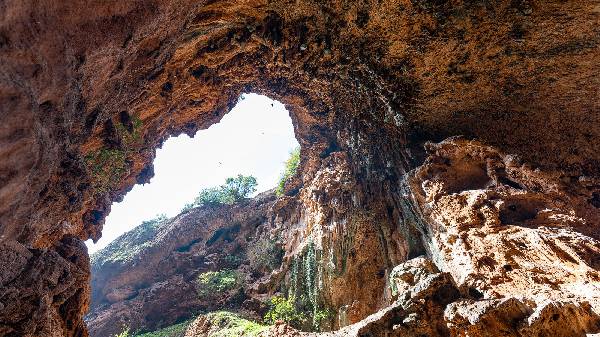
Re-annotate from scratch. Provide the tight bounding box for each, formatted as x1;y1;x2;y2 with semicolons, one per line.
1;1;600;337
85;93;299;253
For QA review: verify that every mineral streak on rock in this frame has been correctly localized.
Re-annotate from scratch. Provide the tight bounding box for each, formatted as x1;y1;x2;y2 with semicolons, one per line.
1;0;600;336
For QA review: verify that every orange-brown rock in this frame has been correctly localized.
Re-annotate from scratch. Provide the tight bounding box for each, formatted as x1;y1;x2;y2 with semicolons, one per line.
1;0;600;336
86;192;278;337
0;237;90;337
227;255;599;337
405;137;600;312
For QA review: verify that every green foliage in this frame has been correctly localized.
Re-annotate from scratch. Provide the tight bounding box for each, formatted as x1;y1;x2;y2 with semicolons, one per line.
276;147;300;196
247;236;283;271
312;308;335;330
115;115;143;148
263;295;305;326
191;175;258;208
115;328;130;337
133;319;193;337
86;115;143;194
91;214;168;267
285;242;335;331
204;311;269;337
85;148;127;194
222;175;258;201
181;202;195;212
196;269;241;298
223;254;243;267
195;186;230;206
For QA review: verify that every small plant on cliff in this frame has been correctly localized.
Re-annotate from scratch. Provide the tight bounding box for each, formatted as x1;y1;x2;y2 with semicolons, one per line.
114;115;143;149
204;311;269;337
115;328;130;337
224;254;243;267
196;269;241;298
312;307;335;331
264;295;305;326
85;148;127;194
190;175;258;208
276;147;300;196
85;115;143;194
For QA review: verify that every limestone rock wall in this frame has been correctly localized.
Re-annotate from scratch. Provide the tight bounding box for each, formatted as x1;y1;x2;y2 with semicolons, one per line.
86;137;600;337
405;137;600;312
0;237;90;337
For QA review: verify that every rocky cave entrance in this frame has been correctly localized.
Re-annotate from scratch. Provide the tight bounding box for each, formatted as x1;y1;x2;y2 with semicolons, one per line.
86;93;300;253
85;93;303;336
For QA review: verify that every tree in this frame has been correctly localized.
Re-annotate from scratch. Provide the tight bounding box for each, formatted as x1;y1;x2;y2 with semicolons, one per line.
189;174;258;208
194;186;229;206
223;175;258;201
276;147;301;196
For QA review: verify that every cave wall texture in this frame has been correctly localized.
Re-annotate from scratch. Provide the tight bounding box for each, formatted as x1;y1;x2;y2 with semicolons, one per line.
0;0;599;336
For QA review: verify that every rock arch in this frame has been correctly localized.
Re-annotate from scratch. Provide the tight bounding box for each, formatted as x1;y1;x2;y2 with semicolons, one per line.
1;0;599;336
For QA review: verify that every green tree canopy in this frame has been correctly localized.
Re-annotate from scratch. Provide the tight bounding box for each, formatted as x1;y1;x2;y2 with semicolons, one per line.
185;175;258;210
222;175;258;201
276;147;300;196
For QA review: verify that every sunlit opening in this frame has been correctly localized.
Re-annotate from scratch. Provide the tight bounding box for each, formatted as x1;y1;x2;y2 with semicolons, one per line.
86;93;299;253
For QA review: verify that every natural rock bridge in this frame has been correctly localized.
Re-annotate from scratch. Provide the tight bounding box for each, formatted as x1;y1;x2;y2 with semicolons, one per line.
0;1;599;336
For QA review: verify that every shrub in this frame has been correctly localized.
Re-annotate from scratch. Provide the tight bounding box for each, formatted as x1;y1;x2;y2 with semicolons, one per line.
204;311;269;337
181;202;195;212
196;269;241;298
191;175;258;208
115;328;130;337
312;308;335;330
133;318;193;337
263;295;305;326
276;147;300;196
224;254;243;267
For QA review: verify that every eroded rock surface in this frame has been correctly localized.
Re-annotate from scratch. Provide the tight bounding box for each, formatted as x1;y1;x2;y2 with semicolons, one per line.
86;192;278;337
87;138;600;337
245;256;599;337
0;237;90;337
405;137;600;312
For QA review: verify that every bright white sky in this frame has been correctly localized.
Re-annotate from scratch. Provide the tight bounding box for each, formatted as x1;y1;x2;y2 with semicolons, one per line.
86;94;299;253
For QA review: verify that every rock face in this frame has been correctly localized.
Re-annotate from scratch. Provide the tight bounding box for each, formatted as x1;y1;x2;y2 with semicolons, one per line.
1;0;600;336
405;138;600;313
86;192;279;337
86;139;600;337
0;237;90;337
